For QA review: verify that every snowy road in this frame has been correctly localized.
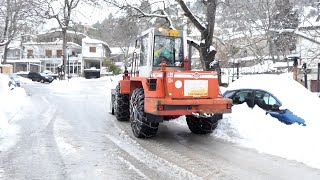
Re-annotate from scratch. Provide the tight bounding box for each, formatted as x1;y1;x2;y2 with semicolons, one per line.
0;79;320;179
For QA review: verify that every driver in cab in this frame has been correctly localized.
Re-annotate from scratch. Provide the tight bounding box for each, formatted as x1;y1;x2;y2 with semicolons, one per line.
154;42;174;65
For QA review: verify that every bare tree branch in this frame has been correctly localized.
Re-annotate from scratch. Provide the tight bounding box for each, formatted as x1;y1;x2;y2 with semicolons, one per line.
175;0;206;31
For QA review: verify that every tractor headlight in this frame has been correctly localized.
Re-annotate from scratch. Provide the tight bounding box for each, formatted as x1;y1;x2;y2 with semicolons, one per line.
175;80;182;89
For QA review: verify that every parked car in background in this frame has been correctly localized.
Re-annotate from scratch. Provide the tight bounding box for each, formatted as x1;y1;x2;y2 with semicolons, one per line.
7;73;21;87
42;70;59;80
222;75;318;126
27;72;54;83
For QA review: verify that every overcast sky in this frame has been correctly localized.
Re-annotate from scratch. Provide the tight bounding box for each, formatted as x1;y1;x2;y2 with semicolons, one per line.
42;1;119;32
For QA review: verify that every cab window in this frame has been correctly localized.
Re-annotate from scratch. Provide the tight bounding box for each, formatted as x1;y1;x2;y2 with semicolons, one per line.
153;36;183;67
139;35;148;66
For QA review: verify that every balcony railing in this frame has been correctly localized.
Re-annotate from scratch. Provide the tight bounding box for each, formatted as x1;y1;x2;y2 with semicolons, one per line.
6;54;82;64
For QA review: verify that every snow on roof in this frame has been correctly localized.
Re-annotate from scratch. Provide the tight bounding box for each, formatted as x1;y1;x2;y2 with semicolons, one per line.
110;47;135;54
7;59;41;63
226;74;320;126
7;41;21;49
228;55;280;63
82;37;110;48
220;30;266;41
299;7;320;28
37;29;88;37
24;41;82;48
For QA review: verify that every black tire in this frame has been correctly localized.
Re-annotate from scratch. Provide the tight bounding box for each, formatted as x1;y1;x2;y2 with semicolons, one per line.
110;97;115;115
130;88;159;138
40;79;44;83
186;114;223;134
114;84;130;121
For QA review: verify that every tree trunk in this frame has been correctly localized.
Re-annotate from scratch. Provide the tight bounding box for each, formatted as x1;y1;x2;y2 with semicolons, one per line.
62;28;67;79
3;44;9;64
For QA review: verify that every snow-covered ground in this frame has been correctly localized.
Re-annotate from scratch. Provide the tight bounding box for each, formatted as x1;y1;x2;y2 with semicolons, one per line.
2;73;320;170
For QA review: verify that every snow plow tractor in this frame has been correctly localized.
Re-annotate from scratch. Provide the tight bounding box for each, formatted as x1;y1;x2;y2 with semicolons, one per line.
110;28;232;138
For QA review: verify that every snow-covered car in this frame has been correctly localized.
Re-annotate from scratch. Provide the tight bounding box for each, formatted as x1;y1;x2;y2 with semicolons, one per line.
0;73;15;90
223;75;320;126
42;70;59;79
7;73;21;87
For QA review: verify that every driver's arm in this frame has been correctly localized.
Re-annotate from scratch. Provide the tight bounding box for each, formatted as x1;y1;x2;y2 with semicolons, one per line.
154;50;161;65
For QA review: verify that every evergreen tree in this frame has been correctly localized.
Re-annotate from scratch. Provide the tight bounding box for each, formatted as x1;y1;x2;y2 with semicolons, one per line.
271;0;299;55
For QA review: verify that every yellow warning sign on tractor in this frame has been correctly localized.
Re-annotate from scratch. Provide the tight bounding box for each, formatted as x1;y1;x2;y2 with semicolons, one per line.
160;29;180;37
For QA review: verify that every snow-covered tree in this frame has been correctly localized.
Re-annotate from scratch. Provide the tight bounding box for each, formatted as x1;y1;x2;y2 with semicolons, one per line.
0;0;38;64
271;0;299;57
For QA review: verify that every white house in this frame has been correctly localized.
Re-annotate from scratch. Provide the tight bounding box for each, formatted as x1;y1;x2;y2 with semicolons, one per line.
23;40;82;74
82;37;111;78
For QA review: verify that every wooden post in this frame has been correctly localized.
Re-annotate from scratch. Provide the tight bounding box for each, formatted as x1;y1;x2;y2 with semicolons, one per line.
293;57;298;81
188;43;192;70
317;62;320;92
303;62;308;89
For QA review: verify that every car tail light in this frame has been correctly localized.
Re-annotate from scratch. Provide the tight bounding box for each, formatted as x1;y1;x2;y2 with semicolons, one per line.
227;103;232;109
157;105;164;111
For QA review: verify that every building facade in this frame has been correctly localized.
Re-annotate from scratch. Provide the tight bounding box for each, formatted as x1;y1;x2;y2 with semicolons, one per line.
1;30;111;77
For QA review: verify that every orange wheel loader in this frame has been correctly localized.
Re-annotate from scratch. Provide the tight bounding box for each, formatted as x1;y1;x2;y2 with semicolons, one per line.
110;28;232;138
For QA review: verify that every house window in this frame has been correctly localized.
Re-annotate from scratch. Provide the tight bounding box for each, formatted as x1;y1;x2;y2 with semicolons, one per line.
27;50;33;58
57;50;62;58
46;50;52;58
89;47;96;53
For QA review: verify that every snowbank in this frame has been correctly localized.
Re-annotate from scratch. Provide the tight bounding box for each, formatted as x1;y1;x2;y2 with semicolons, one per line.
214;74;320;169
227;74;320;126
0;74;27;150
49;77;87;93
49;76;122;94
215;104;320;169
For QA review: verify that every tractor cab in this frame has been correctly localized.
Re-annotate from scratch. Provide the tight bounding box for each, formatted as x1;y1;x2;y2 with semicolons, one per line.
131;28;188;77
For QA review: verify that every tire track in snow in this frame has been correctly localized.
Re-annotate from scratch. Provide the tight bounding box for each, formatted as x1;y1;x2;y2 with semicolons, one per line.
116;156;150;180
114;120;230;179
53;117;81;158
141;137;226;179
105;129;202;180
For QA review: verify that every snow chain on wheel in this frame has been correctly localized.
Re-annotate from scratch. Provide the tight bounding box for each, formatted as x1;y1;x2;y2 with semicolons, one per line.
114;84;130;121
130;88;159;138
186;114;223;134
